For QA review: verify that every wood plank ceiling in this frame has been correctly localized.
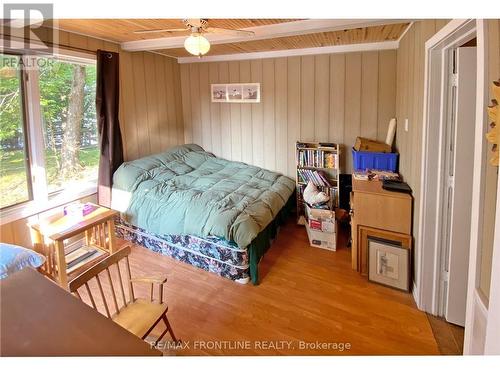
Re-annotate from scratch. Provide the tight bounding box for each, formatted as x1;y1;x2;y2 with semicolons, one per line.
160;23;409;57
55;19;297;42
54;19;410;57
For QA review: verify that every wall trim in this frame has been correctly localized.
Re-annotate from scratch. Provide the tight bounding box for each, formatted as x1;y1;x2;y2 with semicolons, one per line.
29;24;179;59
177;41;399;64
412;281;420;308
0;37;96;61
397;22;414;43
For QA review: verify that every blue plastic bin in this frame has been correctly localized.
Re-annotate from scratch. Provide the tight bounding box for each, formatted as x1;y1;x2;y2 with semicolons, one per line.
352;148;399;172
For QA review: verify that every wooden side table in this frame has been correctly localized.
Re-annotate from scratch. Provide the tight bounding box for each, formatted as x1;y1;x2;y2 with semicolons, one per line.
30;203;119;290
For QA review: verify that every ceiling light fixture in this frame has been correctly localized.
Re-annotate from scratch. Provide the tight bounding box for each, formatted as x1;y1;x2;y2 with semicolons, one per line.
184;34;210;58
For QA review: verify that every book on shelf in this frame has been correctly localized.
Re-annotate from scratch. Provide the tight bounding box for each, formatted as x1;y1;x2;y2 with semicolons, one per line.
297;168;332;187
296;149;338;169
318;142;337;148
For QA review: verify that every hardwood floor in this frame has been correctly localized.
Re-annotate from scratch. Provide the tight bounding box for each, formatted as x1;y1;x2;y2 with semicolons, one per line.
84;219;440;355
426;314;464;355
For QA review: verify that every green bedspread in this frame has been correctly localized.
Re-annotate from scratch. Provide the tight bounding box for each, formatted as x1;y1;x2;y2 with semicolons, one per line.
112;144;295;250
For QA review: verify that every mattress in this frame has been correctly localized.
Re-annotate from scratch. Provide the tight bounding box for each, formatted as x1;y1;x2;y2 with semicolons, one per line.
115;218;251;284
112;144;295;250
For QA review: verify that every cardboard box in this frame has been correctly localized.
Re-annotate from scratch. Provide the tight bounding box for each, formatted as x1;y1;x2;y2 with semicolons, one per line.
305;203;336;233
304;203;333;220
354;137;392;153
306;224;337;251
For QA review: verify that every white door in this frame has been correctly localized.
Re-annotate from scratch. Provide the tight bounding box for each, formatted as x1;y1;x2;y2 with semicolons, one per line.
444;47;477;326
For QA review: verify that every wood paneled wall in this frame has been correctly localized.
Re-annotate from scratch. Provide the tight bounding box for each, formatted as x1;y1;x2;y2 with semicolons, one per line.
180;51;397;176
2;27;184;162
395;20;450;187
118;50;184;161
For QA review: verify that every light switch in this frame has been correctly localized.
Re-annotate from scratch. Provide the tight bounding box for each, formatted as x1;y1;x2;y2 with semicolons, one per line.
404;118;409;132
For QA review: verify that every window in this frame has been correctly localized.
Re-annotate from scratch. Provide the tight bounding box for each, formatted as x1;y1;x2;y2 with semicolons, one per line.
0;52;99;217
0;54;32;208
38;58;98;195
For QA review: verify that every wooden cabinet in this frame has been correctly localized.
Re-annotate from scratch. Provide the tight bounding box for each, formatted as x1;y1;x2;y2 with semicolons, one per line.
350;179;412;271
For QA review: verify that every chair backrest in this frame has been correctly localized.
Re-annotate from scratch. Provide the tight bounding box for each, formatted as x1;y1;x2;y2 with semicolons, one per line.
69;246;135;318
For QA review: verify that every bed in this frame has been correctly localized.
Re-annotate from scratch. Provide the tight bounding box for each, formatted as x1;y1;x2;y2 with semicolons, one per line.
111;144;295;284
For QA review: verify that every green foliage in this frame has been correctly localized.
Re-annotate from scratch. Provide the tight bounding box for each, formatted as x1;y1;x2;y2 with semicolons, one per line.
0;55;97;150
0;55;23;143
38;58;97;151
0;146;99;208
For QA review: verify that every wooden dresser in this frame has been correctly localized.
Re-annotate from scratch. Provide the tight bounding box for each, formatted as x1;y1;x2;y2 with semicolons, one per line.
350;179;412;272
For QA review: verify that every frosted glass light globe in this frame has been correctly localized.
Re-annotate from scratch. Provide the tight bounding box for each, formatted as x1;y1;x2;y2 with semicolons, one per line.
184;34;210;57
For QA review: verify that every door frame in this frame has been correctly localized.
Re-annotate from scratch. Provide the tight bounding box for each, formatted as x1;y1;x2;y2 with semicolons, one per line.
417;19;481;313
417;19;500;354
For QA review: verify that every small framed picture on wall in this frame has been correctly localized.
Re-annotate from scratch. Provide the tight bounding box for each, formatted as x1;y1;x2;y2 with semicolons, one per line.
211;83;260;103
211;84;227;102
227;84;242;100
241;83;260;102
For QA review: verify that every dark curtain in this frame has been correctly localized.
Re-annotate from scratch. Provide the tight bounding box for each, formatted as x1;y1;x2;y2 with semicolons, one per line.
96;50;124;207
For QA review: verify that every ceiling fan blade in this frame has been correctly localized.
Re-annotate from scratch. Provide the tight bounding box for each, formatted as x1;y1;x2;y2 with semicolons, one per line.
133;28;188;34
205;27;255;37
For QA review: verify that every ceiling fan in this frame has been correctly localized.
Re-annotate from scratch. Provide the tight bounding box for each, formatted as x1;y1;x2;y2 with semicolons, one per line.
133;18;255;57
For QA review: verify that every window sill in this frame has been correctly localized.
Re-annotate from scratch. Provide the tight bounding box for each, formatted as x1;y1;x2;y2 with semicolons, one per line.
0;186;97;226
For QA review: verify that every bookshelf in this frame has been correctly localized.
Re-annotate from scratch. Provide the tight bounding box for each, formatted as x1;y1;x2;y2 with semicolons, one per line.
295;141;341;224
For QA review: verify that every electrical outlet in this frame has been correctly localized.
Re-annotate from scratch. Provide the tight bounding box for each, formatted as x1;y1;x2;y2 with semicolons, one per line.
404;118;409;132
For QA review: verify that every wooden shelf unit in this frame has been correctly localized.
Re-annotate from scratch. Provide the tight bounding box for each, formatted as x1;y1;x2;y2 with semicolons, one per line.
29;204;119;290
295;141;341;224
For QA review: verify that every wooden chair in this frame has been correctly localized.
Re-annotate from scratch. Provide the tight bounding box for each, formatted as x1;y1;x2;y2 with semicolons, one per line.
69;246;178;345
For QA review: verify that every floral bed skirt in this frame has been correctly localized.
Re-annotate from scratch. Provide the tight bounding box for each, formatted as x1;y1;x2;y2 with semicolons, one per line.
114;218;251;284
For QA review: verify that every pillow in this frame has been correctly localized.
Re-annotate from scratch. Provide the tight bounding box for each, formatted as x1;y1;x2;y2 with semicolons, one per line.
303;181;330;206
0;243;46;280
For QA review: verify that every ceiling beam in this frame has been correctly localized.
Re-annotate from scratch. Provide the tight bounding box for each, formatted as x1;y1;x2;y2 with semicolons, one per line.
176;40;399;64
121;19;410;52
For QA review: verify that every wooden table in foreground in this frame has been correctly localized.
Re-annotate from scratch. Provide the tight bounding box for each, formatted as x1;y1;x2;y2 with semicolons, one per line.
0;268;161;356
30;203;119;290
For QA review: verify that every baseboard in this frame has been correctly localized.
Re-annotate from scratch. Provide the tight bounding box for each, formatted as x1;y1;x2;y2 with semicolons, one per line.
412;281;420;309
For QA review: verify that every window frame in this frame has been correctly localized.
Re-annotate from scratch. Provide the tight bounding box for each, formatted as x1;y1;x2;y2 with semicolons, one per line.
0;52;34;210
0;47;99;224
